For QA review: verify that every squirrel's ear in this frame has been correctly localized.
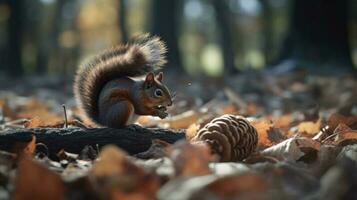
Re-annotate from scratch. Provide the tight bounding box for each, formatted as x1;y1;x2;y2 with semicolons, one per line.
145;72;155;87
156;72;163;82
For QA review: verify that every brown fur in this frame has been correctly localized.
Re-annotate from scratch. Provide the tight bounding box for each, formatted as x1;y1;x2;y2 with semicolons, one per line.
98;88;134;127
74;34;169;127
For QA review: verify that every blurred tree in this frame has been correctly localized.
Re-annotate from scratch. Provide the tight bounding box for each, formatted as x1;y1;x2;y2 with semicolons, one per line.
279;0;354;68
36;0;71;74
57;1;80;75
4;0;23;76
151;0;182;71
118;0;128;42
48;0;66;73
259;0;274;64
212;0;237;73
35;1;49;75
55;0;80;74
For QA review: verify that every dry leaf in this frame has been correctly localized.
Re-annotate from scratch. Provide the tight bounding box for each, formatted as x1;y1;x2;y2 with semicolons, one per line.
247;102;258;115
92;145;132;177
162;110;200;129
333;123;357;144
57;149;78;162
91;145;159;200
17;99;63;126
224;87;247;110
338;131;357;141
13;158;65;200
262;137;321;162
273;114;293;129
157;176;219;200
297;119;321;135
24;117;43;128
209;162;250;176
327;113;357;135
319;155;357;199
186;123;200;140
186;114;216;141
251;119;274;147
0;99;15;119
169;141;214;176
192;173;268;200
244;154;279;164
135;139;171;159
136;116;163;127
267;127;287;144
222;103;237;114
334;123;352;134
302;107;319;122
12;135;36;156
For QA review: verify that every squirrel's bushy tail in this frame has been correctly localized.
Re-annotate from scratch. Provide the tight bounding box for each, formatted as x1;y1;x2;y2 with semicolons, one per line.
74;34;167;122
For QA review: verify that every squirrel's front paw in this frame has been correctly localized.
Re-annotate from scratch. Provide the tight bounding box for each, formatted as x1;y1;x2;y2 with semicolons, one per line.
155;106;168;119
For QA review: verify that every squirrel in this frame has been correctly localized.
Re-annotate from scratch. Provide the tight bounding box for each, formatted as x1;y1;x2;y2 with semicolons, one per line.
74;34;173;128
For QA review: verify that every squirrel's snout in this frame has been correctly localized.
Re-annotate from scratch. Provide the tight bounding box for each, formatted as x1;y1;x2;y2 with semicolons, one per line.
166;98;173;107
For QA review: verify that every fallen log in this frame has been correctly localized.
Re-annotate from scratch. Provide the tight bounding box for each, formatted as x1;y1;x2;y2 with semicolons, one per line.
0;125;186;157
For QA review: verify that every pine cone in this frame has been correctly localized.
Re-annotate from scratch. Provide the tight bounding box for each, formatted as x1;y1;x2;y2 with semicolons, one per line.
192;114;258;162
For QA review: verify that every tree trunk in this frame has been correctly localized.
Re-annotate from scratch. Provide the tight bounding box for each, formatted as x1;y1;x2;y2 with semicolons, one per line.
279;0;353;68
5;0;23;76
151;0;182;72
260;0;274;65
59;1;80;75
212;0;238;73
48;0;66;73
119;0;128;43
34;1;49;75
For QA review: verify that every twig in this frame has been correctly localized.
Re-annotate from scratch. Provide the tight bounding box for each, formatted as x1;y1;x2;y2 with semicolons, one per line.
62;104;68;128
321;132;338;144
4;118;30;126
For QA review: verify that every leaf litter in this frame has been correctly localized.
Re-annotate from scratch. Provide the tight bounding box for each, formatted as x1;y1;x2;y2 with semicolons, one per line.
0;72;356;199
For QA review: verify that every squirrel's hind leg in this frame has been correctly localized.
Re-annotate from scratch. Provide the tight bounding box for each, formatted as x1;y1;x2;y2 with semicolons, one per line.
98;100;135;128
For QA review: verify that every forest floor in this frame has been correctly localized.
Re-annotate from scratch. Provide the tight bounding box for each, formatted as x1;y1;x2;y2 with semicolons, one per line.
0;69;356;199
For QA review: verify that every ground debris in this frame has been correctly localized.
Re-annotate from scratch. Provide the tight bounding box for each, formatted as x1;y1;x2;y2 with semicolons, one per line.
0;72;356;199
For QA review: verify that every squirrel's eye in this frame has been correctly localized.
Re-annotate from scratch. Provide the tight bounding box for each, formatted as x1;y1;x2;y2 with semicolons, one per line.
154;89;163;97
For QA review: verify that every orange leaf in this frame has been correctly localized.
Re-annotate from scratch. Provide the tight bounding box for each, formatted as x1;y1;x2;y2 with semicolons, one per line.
333;123;357;143
162;110;199;129
0;99;15;119
273;114;293;129
197;173;267;199
169;141;214;176
327;113;357;134
340;131;357;140
251;120;274;147
12;135;36;156
13;158;65;200
297;119;321;135
24;117;43;128
17;99;63;126
186;123;199;141
222;103;237;114
247;102;257;115
91;145;159;199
